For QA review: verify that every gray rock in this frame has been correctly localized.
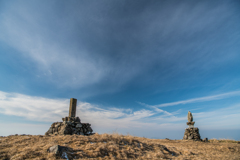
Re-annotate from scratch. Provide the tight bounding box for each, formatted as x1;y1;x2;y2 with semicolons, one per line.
183;127;201;140
80;132;84;135
76;124;82;128
183;135;187;139
45;117;93;136
75;117;81;123
87;127;93;132
188;111;193;122
47;145;67;155
48;127;53;134
61;125;72;135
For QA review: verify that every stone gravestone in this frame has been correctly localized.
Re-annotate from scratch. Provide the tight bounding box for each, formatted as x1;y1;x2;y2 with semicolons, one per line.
183;111;201;140
45;98;94;136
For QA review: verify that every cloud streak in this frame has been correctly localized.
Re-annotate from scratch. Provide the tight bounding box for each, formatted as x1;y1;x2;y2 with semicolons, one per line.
139;90;240;108
0;91;185;137
0;90;239;132
0;90;240;140
0;91;165;123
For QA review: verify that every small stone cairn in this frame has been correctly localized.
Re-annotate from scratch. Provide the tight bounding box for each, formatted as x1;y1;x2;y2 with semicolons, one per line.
45;98;94;136
183;111;201;140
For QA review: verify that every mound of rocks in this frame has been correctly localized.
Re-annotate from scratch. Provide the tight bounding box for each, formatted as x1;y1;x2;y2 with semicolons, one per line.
45;116;93;136
183;127;201;140
183;111;201;140
45;98;94;136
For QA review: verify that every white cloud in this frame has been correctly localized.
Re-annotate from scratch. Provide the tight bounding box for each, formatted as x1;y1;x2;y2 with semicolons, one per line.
0;91;183;133
139;90;240;108
0;91;163;122
0;91;69;121
0;91;240;138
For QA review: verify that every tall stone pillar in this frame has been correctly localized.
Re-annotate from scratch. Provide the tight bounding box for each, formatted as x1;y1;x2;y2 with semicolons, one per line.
69;98;77;117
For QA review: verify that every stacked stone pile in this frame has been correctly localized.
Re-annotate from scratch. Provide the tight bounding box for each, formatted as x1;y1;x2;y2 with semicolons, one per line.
45;116;93;136
45;98;94;136
183;127;201;140
183;111;201;140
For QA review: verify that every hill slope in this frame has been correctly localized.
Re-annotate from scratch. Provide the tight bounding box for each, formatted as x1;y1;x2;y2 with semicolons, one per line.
0;133;239;159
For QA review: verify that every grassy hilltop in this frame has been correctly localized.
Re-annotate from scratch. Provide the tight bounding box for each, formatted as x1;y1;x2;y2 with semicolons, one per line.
0;133;239;160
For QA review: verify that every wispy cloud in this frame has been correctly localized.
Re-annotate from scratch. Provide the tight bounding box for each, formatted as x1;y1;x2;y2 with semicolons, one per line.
1;91;240;130
0;91;185;137
0;90;187;134
0;8;105;89
0;91;165;124
0;90;240;139
139;90;240;108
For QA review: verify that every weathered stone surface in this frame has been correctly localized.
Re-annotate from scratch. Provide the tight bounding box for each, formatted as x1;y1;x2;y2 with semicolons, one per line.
80;132;84;135
186;122;195;125
183;127;201;140
48;145;64;154
69;98;77;117
188;111;193;122
45;116;94;136
47;145;74;159
188;135;193;140
183;135;187;139
76;124;82;128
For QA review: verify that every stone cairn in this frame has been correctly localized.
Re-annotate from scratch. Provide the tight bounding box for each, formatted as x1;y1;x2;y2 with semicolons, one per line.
183;111;201;140
45;98;94;136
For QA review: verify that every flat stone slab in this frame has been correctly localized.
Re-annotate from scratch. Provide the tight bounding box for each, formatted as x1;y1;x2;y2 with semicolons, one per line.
186;122;195;125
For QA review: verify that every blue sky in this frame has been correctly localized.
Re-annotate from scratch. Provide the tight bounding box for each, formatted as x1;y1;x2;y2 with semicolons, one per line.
0;0;240;140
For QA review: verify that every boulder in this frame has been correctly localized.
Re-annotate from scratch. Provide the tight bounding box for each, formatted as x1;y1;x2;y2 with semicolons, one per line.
47;145;67;155
76;124;82;128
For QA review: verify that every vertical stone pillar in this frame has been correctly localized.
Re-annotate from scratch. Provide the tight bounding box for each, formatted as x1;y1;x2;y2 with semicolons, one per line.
69;98;77;117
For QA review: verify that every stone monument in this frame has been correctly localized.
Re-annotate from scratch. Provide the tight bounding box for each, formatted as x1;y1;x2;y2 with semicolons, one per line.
183;111;201;140
69;98;77;117
45;98;94;136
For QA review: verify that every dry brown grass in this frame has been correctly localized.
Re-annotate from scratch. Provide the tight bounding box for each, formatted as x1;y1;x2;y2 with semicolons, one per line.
0;133;239;160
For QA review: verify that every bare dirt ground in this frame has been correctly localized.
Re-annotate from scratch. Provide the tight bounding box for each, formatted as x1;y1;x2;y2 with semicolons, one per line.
0;133;239;160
